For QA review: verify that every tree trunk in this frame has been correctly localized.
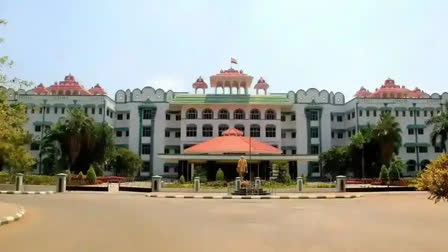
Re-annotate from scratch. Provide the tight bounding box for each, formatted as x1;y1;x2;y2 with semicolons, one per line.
361;148;365;178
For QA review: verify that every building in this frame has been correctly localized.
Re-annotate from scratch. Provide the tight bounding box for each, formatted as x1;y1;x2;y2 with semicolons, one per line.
2;68;447;179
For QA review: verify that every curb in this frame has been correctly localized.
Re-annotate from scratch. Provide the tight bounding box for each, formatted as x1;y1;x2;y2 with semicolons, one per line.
0;205;26;226
0;191;55;195
146;194;362;200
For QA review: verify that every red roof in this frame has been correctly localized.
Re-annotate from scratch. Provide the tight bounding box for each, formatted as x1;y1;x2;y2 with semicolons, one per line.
254;77;269;90
192;76;208;89
184;127;282;154
33;83;50;94
89;83;107;95
354;78;428;98
212;68;248;77
47;74;92;95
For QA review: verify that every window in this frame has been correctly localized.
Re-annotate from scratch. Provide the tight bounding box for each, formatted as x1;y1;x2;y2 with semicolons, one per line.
142;126;152;137
265;125;276;138
84;107;88;114
435;145;443;153
402;111;405;117
408;128;414;135
418;128;424;135
92;108;95;114
291;131;296;138
250;125;260;137
359;110;363;117
116;131;122;137
348;131;351;137
291;114;296;121
310;145;319;154
373;110;377;117
166;113;170;120
282;149;287;155
165;130;170;138
35;125;42;132
406;147;415;153
310;111;318;121
126;130;129;137
310;127;319;138
424;111;427;117
218;124;229;136
347;113;351;120
186;108;198;119
234;109;245;120
235;125;244;135
331;115;334;121
416;111;420;117
126;113;130;120
430;111;434;117
54;107;58;114
142;162;150;172
418;146;428;153
143;109;155;119
202;109;213;119
291;149;296;155
142;144;151;155
352;112;355;118
395;111;399;117
39;107;43;114
265;109;276;120
337;115;343;122
46;107;50;114
186;125;197;137
176;114;181;121
175;131;181;138
331;132;335;138
110;111;114;118
218;109;229;119
407;160;416;172
410;110;414;117
164;166;169;173
30;142;40;151
117;113;123;120
202;125;213;137
98;108;102;114
164;148;170;154
366;110;370;117
250;109;260;120
337;132;343;139
106;109;110;116
310;162;320;173
281;115;285;121
281;132;286;138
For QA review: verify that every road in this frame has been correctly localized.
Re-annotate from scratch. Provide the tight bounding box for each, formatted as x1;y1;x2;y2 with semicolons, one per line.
0;192;446;252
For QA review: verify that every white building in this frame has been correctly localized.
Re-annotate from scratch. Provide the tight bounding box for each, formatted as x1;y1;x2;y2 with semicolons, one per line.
2;69;447;179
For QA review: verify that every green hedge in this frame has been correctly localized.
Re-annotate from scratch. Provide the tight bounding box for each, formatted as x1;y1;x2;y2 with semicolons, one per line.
0;172;55;185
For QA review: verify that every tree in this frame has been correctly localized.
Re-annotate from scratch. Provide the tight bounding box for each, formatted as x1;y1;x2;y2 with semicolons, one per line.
319;146;351;179
379;165;389;183
374;113;402;166
86;166;97;184
417;153;448;203
111;148;142;178
426;103;448;153
350;125;375;178
273;160;291;184
216;168;224;181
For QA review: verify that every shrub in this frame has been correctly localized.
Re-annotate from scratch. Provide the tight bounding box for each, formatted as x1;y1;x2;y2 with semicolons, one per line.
274;161;291;184
0;171;10;184
216;169;224;181
179;175;185;184
86;166;97;184
78;171;84;180
417;153;448;203
65;169;71;184
204;181;227;188
389;157;404;181
379;165;389;183
23;174;55;185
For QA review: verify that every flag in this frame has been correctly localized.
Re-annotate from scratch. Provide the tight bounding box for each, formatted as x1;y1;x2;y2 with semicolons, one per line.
231;57;238;64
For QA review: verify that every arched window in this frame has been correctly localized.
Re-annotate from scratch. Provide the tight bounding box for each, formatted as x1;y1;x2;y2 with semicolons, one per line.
250;109;260;120
186;108;197;119
250;124;260;137
58;90;64;95
265;109;276;120
406;160;416;172
266;125;276;138
234;109;245;120
202;109;213;120
186;124;197;137
420;160;430;171
218;124;229;136
235;124;245;135
218;109;229;119
202;124;213;137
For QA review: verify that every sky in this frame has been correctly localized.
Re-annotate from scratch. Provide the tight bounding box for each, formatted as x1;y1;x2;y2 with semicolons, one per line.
1;0;447;99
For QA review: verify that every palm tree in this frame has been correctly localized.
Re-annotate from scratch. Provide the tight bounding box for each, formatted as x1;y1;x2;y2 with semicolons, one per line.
350;124;374;178
426;104;448;153
374;113;402;166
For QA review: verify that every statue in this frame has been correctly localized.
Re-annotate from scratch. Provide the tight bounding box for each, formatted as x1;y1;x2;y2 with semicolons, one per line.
237;156;248;178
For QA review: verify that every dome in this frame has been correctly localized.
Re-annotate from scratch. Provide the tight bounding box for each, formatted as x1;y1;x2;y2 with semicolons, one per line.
254;77;269;90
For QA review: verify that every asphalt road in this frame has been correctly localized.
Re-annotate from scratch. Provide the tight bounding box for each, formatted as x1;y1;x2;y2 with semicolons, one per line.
0;192;446;252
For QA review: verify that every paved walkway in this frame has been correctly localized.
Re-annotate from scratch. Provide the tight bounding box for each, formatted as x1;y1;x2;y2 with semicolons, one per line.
0;202;17;217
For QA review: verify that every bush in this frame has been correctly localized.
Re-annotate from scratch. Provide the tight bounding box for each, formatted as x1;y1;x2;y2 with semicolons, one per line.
65;169;71;184
78;171;84;180
179;175;185;184
216;169;224;181
417;153;448;203
93;164;104;177
24;174;55;185
86;166;97;184
274;161;292;184
379;165;389;183
389;157;404;181
0;171;10;184
204;181;227;188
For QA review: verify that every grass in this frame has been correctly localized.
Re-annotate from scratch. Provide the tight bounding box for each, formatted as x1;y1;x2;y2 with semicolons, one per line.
0;172;56;185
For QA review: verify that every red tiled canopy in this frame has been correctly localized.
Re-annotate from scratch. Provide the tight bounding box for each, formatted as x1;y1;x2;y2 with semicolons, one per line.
184;128;282;155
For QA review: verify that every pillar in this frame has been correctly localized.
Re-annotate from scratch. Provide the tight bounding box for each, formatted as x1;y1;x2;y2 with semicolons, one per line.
254;177;261;189
194;177;200;192
235;177;242;191
296;176;303;192
15;173;24;191
190;163;195;181
336;175;347;192
152;175;162;192
56;173;67;193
